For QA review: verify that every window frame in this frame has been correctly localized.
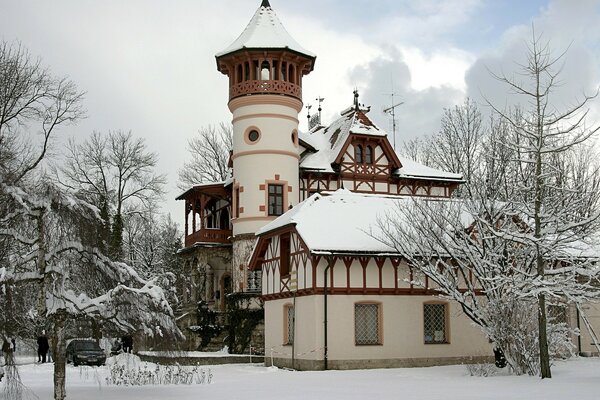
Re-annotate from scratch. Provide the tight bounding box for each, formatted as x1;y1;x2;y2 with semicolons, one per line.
365;145;373;164
284;303;294;345
354;302;382;346
268;183;285;216
279;233;291;277
423;302;449;344
355;144;363;163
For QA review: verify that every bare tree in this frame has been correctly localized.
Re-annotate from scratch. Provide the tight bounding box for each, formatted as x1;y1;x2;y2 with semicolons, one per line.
178;123;232;190
59;130;166;259
379;31;600;378
485;31;600;378
0;41;85;184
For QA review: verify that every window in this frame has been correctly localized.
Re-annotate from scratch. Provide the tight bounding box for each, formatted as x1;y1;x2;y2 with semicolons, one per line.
247;130;260;142
280;234;290;277
291;130;298;146
285;304;294;345
424;303;448;344
234;187;240;218
268;184;284;216
355;145;363;163
365;145;373;164
355;303;380;345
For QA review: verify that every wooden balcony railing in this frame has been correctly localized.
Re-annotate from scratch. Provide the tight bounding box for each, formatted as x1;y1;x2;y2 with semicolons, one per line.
230;79;301;100
184;228;232;247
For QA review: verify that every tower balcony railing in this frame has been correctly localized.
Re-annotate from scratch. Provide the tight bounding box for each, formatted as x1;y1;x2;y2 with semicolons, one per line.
230;79;301;101
184;228;232;247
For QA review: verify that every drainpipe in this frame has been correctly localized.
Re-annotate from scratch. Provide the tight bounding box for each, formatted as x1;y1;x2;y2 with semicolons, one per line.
292;291;296;370
576;306;582;355
323;256;333;370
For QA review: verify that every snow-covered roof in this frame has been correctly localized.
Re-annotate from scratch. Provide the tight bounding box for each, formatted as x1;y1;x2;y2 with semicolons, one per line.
299;105;463;182
300;106;385;173
175;181;227;200
395;158;463;182
216;1;315;58
257;190;461;255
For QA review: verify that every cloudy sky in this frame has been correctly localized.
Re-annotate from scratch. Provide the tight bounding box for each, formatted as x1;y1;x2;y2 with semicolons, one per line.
2;0;600;221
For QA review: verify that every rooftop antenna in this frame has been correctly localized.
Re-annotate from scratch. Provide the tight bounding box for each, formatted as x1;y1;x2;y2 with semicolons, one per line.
316;96;325;124
383;90;404;151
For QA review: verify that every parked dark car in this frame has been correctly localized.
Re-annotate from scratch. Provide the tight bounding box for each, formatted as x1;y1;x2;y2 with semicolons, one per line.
66;340;106;366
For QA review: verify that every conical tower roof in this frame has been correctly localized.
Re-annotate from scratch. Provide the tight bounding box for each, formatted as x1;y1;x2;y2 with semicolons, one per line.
216;1;315;58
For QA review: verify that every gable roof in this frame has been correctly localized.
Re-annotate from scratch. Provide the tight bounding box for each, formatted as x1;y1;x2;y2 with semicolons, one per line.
216;2;315;58
254;190;600;259
256;190;462;255
299;106;463;182
300;106;391;173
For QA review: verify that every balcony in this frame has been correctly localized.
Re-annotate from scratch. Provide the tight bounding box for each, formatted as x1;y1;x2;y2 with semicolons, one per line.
229;79;301;101
184;228;232;247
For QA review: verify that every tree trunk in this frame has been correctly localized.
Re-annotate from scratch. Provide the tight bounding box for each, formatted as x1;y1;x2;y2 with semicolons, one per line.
52;311;67;400
537;291;552;378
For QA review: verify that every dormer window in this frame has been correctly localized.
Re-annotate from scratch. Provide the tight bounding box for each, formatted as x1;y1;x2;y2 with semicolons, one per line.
365;145;373;164
355;145;363;163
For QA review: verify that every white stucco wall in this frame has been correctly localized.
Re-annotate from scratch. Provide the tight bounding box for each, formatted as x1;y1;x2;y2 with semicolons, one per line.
265;295;491;366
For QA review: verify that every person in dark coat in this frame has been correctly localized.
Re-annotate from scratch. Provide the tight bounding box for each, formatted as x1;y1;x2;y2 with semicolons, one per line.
37;333;50;363
2;339;11;356
121;335;133;354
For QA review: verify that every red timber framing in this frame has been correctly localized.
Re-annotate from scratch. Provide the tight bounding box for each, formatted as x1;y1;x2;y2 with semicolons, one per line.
176;183;233;247
248;227;483;301
299;134;460;200
216;49;315;102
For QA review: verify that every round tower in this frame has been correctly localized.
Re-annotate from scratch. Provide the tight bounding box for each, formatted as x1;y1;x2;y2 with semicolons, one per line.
216;1;315;290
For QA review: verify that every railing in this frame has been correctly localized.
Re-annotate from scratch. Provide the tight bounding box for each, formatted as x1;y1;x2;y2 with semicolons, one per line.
230;79;302;100
184;228;232;247
246;270;262;293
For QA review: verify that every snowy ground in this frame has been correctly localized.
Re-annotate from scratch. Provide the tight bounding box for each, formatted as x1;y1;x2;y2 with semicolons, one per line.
4;356;600;400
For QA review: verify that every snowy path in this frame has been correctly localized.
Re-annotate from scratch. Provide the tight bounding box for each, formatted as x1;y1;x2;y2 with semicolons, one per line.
5;358;600;400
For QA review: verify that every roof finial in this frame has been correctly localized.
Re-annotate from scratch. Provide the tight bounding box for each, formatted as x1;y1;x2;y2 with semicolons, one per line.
353;89;360;111
261;0;271;8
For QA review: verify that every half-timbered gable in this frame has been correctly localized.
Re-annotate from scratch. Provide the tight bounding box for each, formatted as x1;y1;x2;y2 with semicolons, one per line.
298;102;463;201
248;190;493;370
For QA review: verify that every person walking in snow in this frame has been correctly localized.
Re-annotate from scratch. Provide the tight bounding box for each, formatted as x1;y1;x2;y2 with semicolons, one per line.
37;332;49;363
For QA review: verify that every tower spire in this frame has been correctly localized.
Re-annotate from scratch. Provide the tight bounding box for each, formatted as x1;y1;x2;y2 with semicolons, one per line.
261;0;271;8
353;90;360;111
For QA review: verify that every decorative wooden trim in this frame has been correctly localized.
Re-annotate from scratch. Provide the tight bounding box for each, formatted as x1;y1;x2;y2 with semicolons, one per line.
232;216;275;223
232;149;300;161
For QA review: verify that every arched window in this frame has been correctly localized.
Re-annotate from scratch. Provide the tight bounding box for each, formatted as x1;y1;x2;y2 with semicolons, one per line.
355;145;363;163
261;60;270;80
365;145;373;164
237;64;243;83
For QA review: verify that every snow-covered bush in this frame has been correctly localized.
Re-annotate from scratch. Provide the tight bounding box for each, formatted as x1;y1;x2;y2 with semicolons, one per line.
105;354;212;386
465;363;499;377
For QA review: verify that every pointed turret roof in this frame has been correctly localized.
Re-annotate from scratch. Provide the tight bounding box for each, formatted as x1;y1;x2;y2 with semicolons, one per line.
216;1;315;58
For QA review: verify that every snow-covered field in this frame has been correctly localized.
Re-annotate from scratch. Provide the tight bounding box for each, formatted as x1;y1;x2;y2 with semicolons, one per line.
5;356;600;400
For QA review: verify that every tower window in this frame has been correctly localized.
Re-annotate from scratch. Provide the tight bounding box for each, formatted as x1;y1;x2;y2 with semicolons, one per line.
291;130;298;146
261;61;270;80
248;130;260;143
268;184;284;216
